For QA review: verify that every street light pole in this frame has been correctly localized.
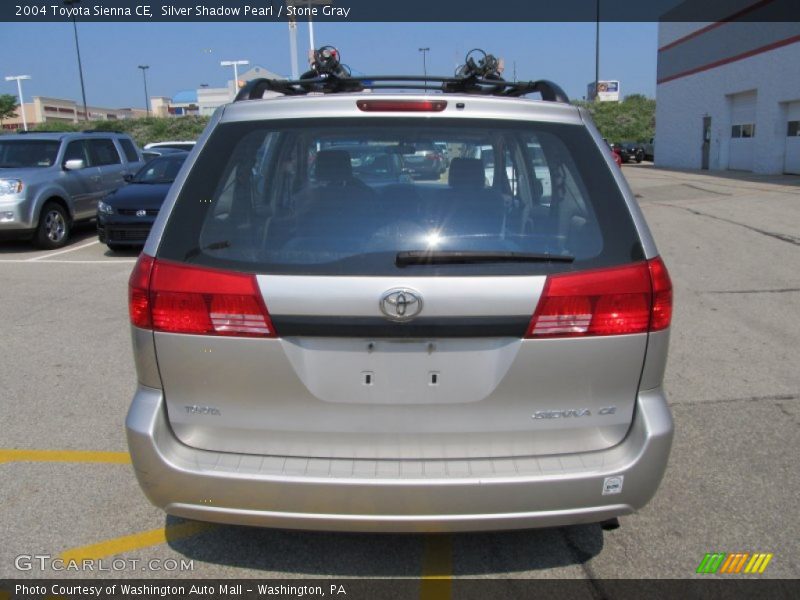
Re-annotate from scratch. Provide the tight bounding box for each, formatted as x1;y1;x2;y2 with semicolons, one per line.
419;47;430;78
5;75;31;131
285;1;332;52
419;47;430;92
64;0;88;121
138;65;150;117
220;60;249;99
288;17;299;79
595;0;601;101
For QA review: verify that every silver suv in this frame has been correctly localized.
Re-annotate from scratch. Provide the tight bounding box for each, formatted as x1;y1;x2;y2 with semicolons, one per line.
0;131;143;248
126;52;674;532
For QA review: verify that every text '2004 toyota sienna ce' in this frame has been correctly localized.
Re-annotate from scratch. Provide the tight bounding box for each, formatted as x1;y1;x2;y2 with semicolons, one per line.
125;48;674;533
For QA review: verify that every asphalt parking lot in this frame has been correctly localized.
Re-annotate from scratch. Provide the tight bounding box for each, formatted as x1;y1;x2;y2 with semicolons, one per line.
1;165;798;590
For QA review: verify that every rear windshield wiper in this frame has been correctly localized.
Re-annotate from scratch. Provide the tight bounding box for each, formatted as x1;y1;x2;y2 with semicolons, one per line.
183;240;231;261
396;250;575;266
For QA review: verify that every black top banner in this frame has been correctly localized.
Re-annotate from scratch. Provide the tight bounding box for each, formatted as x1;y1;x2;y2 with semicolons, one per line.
3;0;800;22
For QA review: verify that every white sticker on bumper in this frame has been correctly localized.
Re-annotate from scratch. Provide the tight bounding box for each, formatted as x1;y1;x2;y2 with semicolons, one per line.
602;475;624;495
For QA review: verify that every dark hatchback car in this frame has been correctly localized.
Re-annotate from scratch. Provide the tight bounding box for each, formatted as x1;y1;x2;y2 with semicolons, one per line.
97;152;188;251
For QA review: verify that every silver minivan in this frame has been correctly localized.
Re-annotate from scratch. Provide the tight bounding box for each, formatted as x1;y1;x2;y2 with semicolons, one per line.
0;131;143;248
126;60;673;532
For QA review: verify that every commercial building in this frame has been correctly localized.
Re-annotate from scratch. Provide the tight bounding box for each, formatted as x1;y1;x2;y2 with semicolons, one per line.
0;64;285;129
656;10;800;174
151;90;200;117
152;66;283;118
1;96;146;130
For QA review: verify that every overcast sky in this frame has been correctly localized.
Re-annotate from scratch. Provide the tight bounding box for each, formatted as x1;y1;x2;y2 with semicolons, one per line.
0;21;658;109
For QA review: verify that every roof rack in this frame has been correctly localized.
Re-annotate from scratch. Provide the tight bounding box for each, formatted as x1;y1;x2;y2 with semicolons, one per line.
234;47;570;104
15;129;126;135
16;130;67;134
236;76;569;103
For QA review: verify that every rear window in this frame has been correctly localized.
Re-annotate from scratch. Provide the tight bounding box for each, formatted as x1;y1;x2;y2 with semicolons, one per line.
158;118;643;276
132;154;186;183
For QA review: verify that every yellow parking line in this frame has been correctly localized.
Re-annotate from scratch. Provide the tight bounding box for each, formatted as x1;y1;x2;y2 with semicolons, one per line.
0;449;131;464
61;521;216;562
420;535;453;600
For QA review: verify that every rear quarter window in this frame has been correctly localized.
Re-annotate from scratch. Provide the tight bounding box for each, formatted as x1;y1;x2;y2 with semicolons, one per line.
88;139;121;166
118;138;140;163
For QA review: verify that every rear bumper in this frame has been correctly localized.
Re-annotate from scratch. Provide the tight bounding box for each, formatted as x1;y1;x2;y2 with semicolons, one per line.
126;387;673;532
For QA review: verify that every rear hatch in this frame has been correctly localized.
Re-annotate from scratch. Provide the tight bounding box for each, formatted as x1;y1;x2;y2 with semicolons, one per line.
143;110;663;460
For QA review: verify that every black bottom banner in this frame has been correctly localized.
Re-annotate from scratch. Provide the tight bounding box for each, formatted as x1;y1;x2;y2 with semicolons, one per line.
2;579;800;600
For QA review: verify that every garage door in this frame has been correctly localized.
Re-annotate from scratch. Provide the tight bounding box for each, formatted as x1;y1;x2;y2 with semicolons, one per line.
784;101;800;175
728;91;756;171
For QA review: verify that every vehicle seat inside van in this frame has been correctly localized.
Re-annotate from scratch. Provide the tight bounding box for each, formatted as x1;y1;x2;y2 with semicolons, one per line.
428;158;505;240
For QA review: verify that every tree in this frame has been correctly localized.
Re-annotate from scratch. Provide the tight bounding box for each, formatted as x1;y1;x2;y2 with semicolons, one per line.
0;94;20;127
574;94;656;142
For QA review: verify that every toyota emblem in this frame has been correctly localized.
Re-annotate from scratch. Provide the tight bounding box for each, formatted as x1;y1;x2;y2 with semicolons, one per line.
136;209;147;217
380;288;423;322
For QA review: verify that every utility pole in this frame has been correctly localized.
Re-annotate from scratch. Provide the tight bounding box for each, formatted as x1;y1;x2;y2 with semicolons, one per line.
595;0;601;101
138;65;150;117
64;0;88;121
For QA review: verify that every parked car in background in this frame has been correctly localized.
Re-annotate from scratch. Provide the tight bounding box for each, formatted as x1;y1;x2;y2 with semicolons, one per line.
0;131;143;248
142;147;187;162
643;138;654;162
97;151;188;251
402;142;447;179
433;142;451;168
609;143;627;162
616;142;645;164
143;141;196;152
610;146;623;167
603;140;623;167
331;145;413;185
126;65;674;533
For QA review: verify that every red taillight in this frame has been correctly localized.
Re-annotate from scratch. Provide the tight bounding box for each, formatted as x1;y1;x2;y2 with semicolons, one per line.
648;256;673;331
356;99;447;112
127;255;276;337
129;253;154;329
526;258;673;338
